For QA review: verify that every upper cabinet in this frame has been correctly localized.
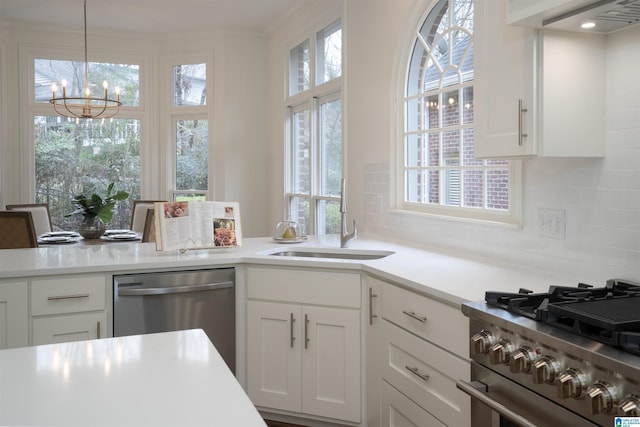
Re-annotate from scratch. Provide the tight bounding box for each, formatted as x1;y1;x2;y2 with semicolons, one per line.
474;0;606;158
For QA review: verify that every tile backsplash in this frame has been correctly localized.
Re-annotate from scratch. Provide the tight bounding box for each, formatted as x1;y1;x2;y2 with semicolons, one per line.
363;27;640;285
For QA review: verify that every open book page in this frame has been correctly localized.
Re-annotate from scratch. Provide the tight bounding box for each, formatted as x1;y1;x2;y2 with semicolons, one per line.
153;201;242;251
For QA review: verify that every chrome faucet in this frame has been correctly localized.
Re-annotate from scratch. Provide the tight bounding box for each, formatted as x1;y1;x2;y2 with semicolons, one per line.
340;178;357;248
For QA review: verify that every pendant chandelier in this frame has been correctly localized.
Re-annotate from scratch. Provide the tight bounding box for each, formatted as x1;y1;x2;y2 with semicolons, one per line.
49;0;121;119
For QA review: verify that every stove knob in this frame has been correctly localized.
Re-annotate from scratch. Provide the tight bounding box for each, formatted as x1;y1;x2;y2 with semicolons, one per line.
489;339;514;365
509;346;536;373
532;356;560;384
587;381;616;415
471;330;496;355
620;394;640;416
557;368;586;399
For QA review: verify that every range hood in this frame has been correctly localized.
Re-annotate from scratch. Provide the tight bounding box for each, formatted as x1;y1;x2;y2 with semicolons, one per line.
542;0;640;33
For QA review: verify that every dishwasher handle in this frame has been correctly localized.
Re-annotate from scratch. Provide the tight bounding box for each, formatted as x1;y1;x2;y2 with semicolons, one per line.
118;281;234;296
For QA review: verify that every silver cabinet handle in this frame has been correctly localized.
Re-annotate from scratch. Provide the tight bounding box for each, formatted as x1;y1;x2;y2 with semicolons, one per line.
290;313;295;348
369;287;378;325
456;380;538;427
118;281;233;296
402;310;427;323
518;99;528;146
97;321;101;339
304;313;310;349
406;366;430;381
47;293;90;301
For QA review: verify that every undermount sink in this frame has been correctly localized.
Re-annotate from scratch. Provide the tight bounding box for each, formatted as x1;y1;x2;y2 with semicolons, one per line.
269;248;394;260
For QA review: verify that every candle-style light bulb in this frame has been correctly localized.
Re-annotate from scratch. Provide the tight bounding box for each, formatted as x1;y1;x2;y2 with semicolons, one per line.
52;83;58;98
102;80;108;89
85;87;91;97
61;79;67;88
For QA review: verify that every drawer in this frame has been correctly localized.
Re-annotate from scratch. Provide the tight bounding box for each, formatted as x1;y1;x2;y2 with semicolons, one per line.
32;312;107;345
381;380;446;427
381;321;470;427
31;275;106;316
380;282;468;356
247;266;360;308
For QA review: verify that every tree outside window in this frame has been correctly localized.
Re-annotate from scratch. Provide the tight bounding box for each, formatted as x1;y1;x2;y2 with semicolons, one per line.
33;59;140;230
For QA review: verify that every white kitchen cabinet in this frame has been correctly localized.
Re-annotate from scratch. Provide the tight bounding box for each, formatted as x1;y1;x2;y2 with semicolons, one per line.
246;266;361;424
474;0;605;158
30;274;107;345
381;380;445;427
0;280;28;349
379;281;470;427
366;277;382;427
32;312;106;344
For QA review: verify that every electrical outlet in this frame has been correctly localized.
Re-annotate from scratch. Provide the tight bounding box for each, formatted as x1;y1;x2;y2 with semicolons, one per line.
538;208;566;239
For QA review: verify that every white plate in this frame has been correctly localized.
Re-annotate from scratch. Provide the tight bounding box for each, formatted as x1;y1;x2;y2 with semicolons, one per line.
104;229;134;236
272;236;308;244
39;231;80;238
101;234;141;241
39;236;79;244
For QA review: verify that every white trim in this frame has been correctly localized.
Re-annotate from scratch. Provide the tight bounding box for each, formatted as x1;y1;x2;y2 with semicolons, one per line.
391;0;523;226
159;50;214;201
20;43;152;201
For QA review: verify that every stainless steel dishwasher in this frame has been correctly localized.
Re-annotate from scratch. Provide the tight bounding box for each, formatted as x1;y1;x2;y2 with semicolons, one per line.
113;268;235;372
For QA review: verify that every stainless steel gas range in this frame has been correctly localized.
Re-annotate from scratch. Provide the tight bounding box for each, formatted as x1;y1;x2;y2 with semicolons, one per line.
458;279;640;427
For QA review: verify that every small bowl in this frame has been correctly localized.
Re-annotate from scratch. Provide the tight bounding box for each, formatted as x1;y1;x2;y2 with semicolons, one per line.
274;220;302;240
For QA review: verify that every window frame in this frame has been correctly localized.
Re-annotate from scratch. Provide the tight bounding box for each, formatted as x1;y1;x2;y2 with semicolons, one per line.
284;18;343;236
393;1;522;226
21;44;151;205
162;51;214;202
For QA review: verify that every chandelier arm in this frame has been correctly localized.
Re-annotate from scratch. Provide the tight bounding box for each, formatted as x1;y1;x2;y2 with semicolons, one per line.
48;0;121;120
62;98;83;119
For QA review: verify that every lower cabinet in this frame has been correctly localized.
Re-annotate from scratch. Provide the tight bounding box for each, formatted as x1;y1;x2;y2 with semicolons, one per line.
0;280;28;349
32;312;107;344
246;266;362;424
30;274;107;346
381;380;446;427
378;280;470;427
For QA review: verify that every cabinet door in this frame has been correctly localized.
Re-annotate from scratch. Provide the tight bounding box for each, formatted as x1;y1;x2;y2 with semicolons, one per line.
381;381;446;427
32;312;107;345
474;0;538;158
247;300;302;412
366;278;382;427
302;305;361;423
0;281;28;349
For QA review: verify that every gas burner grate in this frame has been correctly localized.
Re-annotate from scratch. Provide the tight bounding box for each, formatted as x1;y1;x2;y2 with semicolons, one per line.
485;279;640;355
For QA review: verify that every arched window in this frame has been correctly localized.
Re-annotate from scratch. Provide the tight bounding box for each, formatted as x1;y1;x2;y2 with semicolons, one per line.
401;0;517;224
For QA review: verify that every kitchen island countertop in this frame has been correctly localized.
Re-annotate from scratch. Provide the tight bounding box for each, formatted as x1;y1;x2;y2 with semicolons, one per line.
0;234;570;305
0;329;267;427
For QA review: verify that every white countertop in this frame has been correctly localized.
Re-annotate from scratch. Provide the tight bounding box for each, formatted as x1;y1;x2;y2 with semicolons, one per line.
0;329;267;427
0;234;572;305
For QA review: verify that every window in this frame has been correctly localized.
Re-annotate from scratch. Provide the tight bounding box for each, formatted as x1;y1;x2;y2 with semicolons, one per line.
286;19;342;236
401;0;516;223
33;57;141;230
169;62;209;202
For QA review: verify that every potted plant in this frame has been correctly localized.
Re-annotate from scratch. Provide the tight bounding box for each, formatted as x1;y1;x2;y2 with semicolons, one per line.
66;182;129;239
